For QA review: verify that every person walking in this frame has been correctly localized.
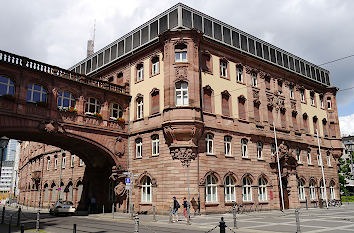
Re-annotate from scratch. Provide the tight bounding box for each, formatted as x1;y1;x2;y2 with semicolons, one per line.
172;196;180;222
182;197;188;221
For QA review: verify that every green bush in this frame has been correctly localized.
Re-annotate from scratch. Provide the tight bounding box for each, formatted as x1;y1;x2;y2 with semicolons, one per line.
341;196;354;202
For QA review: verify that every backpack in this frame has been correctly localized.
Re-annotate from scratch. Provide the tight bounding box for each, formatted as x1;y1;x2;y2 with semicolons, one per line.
175;200;180;209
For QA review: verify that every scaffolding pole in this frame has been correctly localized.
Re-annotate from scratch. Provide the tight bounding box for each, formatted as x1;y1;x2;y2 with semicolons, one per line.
316;129;329;209
273;121;285;212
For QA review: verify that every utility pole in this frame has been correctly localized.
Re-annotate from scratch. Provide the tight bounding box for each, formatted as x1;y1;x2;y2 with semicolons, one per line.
58;150;64;201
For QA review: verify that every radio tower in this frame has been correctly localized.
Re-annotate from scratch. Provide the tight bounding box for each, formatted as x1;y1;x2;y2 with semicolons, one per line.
87;20;96;57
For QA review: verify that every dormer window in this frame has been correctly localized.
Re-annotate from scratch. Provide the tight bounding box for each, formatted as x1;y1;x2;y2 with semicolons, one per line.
175;43;187;62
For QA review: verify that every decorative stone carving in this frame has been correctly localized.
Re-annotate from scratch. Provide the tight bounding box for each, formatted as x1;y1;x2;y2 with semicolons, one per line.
114;136;125;157
114;181;127;197
170;147;197;166
39;120;65;134
245;65;258;74
290;100;297;110
175;66;188;82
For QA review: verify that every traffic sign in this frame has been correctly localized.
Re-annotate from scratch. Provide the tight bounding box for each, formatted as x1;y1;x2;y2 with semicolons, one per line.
125;178;131;184
123;172;132;176
58;187;62;191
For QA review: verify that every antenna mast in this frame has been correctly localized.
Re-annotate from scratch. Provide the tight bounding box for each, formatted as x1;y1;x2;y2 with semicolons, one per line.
87;19;96;57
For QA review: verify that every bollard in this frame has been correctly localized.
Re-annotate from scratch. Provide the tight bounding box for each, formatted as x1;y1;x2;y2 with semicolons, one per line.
232;206;237;229
219;217;226;233
152;206;157;222
102;205;104;214
1;206;5;224
36;210;40;232
21;224;24;233
130;204;134;220
17;207;21;227
8;215;12;233
295;208;301;233
169;206;172;223
305;197;308;210
73;223;77;233
112;203;114;219
134;214;139;233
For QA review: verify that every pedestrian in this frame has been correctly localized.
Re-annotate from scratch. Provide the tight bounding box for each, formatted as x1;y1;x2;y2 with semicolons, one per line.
182;197;188;221
172;196;180;222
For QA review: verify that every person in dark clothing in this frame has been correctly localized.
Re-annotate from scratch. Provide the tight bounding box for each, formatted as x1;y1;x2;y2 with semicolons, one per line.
182;197;188;221
172;196;180;222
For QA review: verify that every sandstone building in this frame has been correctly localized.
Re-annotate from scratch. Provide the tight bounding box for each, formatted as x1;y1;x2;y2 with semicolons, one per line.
15;3;342;213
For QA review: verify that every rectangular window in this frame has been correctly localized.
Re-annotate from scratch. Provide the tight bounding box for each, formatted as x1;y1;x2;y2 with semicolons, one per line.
289;86;294;99
254;104;260;122
320;95;324;108
327;153;331;166
238;99;246;120
292;113;298;130
310;92;315;106
268;107;273;125
136;139;142;158
151;91;160;115
54;157;58;170
175;82;189;106
203;89;212;112
151;136;159;156
296;148;301;163
137;98;143;119
206;134;214;155
151;57;159;75
265;77;270;90
280;111;286;128
300;89;305;102
175;51;187;62
327;97;332;109
137;64;144;81
251;73;257;87
222;94;230;116
317;150;322;166
307;150;312;165
62;156;66;169
201;54;211;72
220;60;227;77
70;155;75;168
236;67;243;82
46;159;50;171
224;136;232;156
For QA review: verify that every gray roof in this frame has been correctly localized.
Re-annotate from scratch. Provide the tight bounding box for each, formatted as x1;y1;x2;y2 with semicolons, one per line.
69;3;330;86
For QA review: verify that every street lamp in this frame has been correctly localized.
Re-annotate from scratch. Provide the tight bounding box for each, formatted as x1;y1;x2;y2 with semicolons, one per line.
0;136;10;182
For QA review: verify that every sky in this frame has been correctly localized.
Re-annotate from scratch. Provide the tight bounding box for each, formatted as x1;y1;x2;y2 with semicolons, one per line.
1;0;354;135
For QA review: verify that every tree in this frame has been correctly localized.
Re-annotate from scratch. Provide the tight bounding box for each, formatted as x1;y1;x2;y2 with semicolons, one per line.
338;157;353;195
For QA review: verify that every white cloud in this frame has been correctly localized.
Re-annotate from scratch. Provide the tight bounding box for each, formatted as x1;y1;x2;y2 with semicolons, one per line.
339;114;354;136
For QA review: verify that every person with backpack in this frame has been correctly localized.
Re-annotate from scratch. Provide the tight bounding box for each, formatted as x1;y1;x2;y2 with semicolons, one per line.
172;196;180;222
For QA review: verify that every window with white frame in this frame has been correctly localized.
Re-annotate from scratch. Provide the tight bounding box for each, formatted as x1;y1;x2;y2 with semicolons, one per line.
85;97;101;114
62;155;66;169
137;64;144;81
320;95;324;108
307;149;312;165
54;156;58;170
271;143;276;157
327;151;331;166
329;181;335;200
224;175;236;202
289;86;294;99
46;158;50;171
296;147;301;163
257;142;263;159
110;103;123;120
317;150;322;166
175;82;188;106
310;92;315;106
241;139;248;158
242;177;252;202
151;134;159;156
136;138;142;158
151;56;159;75
309;180;316;200
258;177;267;201
57;91;75;108
319;180;325;200
70;154;75;168
79;159;84;166
220;60;227;77
205;175;217;203
327;97;332;109
175;44;187;62
224;136;232;156
206;134;214;155
300;89;305;102
141;176;152;203
251;73;257;87
27;84;47;103
236;66;243;82
136;97;143;119
298;180;305;201
0;76;14;96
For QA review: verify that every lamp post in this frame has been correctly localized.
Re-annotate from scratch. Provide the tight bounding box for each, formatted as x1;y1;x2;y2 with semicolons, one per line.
0;137;10;182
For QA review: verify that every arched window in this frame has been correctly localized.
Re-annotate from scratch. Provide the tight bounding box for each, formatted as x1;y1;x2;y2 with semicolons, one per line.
258;177;267;201
236;66;243;82
136;97;144;119
329;181;335;200
205;175;217;203
175;43;187;62
0;76;14;96
307;149;312;165
151;134;159;156
241;138;248;158
141;176;152;203
66;182;74;202
206;133;214;155
298;180;305;201
151;56;160;75
224;175;235;202
110;103;123;120
257;142;263;159
27;84;47;103
57;91;75;109
242;177;252;202
76;181;83;202
319;180;325;200
309;180;316;200
327;151;331;167
224;136;232;156
85;97;101;114
51;183;57;201
135;138;142;158
175;82;188;106
43;183;49;202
